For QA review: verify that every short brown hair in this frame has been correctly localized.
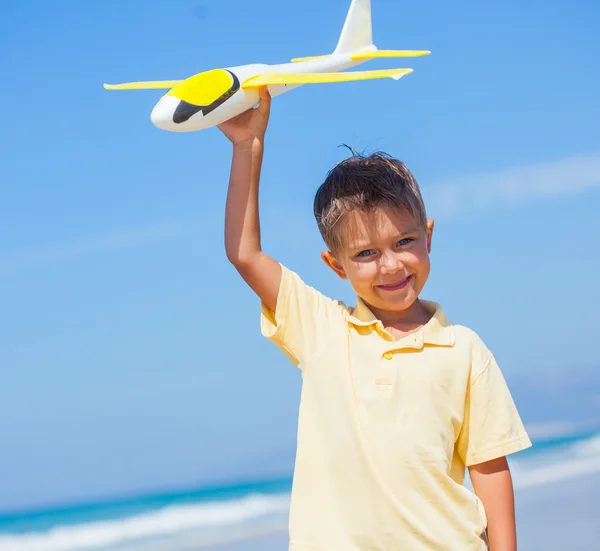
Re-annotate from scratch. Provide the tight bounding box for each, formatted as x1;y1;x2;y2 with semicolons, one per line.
313;151;427;253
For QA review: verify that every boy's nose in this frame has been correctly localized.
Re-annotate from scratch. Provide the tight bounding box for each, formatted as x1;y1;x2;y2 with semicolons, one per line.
380;252;403;274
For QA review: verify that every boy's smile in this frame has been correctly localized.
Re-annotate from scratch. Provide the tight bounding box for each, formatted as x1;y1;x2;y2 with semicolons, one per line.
322;207;434;324
376;274;414;291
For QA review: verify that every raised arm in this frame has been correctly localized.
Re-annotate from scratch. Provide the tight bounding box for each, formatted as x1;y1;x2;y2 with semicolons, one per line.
219;87;282;312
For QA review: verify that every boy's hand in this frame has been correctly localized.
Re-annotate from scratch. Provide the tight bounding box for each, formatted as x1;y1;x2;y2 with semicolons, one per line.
217;87;271;147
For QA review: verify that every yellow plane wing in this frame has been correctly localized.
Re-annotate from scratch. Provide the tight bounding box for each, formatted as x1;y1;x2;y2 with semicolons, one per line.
242;68;413;88
291;54;333;63
103;80;183;91
350;49;431;60
291;50;430;63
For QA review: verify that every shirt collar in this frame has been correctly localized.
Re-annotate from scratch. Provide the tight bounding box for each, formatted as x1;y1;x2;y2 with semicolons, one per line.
347;297;455;347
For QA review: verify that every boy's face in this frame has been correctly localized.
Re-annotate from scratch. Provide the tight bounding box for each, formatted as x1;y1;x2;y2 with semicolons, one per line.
322;207;434;318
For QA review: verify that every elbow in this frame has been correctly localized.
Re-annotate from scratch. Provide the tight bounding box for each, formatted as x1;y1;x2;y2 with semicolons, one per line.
226;248;259;270
225;249;242;267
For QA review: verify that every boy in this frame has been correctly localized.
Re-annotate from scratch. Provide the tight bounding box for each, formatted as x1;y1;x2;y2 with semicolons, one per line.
219;88;532;550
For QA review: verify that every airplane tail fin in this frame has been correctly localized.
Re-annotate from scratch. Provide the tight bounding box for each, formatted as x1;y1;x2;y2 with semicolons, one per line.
290;1;429;63
334;0;374;54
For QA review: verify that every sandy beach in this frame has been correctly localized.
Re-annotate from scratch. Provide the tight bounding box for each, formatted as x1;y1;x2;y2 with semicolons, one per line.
209;472;600;551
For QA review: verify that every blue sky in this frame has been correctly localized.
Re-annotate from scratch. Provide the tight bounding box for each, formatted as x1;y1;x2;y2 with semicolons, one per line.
1;0;599;512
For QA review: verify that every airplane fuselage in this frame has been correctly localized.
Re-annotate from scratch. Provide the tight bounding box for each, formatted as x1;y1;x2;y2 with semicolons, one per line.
105;1;430;133
150;49;374;132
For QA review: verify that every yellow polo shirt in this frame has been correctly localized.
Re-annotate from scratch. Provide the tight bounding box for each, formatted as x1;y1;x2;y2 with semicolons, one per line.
261;265;531;551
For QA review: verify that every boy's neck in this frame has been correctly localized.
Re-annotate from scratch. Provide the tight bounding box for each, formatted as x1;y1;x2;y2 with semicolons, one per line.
365;298;432;330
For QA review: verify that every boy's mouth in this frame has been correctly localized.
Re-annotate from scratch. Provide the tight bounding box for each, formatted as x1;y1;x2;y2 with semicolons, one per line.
376;275;413;291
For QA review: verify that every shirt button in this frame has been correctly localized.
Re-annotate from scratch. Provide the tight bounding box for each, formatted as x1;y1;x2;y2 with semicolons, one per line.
383;352;393;360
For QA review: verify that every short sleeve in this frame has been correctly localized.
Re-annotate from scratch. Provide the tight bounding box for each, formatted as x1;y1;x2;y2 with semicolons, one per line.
260;264;344;370
457;353;532;466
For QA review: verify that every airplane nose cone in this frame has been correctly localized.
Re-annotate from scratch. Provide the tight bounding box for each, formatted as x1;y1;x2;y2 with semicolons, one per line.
150;96;181;131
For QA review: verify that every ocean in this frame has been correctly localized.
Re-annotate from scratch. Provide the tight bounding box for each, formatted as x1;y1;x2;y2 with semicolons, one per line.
2;428;600;551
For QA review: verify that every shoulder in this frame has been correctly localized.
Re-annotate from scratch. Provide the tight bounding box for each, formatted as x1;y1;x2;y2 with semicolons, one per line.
279;263;352;316
424;300;492;363
450;323;496;380
451;324;491;354
261;264;352;368
427;300;493;378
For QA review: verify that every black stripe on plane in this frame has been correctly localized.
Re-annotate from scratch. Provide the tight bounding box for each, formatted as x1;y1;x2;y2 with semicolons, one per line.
173;70;241;124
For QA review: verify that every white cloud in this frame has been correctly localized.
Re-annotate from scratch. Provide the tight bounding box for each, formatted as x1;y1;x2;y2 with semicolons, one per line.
424;151;600;216
4;152;599;275
0;222;187;275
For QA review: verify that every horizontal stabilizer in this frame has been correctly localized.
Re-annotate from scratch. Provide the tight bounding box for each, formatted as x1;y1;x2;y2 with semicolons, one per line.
350;49;431;60
291;50;430;63
242;68;412;88
290;55;330;63
104;80;183;91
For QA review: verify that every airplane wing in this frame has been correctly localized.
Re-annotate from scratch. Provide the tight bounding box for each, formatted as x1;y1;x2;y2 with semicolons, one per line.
290;54;331;62
103;80;183;91
291;50;430;63
350;50;430;60
241;68;412;88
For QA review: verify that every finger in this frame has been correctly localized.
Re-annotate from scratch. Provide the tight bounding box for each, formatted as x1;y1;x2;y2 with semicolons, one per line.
260;85;271;102
256;86;271;118
254;86;270;107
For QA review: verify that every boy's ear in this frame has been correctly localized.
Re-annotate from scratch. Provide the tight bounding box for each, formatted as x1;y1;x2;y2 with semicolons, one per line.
321;251;348;280
426;219;435;254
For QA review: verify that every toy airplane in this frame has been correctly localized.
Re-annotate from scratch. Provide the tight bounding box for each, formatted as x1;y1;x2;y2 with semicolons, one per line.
103;0;430;132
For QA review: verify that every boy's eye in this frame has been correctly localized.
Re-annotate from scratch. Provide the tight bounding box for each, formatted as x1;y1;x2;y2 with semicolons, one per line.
396;238;414;247
356;249;374;258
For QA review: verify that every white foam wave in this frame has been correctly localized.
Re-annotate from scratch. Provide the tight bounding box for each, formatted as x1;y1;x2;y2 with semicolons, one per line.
5;434;600;551
0;494;290;551
512;434;600;490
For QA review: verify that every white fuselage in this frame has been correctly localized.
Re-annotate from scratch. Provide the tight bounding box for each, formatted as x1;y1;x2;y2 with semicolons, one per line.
150;48;374;132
